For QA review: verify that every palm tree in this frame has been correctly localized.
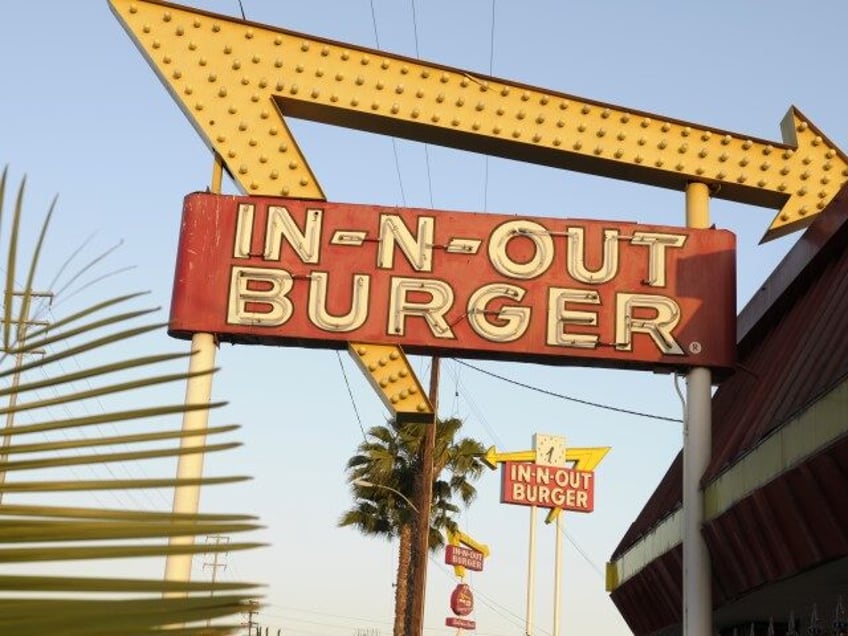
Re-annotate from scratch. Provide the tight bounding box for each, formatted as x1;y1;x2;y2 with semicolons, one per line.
339;416;486;636
0;167;262;634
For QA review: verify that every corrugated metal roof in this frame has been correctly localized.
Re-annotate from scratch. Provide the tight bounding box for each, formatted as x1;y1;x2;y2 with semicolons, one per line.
707;436;848;601
609;184;848;633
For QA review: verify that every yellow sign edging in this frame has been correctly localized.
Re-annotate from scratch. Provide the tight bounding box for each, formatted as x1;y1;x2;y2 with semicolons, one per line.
112;0;848;241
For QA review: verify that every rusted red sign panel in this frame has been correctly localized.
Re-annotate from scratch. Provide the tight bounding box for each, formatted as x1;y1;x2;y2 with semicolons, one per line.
169;193;736;371
501;462;595;512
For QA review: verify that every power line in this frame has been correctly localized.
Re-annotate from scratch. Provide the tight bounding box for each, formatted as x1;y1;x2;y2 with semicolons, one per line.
368;0;408;207
452;359;683;423
409;0;435;208
336;351;367;442
483;0;496;211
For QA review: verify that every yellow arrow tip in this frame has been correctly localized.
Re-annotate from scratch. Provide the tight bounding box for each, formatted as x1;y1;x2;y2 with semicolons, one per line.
481;446;498;470
763;108;848;242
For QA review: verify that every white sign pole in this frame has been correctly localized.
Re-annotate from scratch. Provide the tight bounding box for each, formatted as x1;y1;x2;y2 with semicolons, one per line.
553;512;563;636
526;505;537;636
683;182;713;635
163;158;223;593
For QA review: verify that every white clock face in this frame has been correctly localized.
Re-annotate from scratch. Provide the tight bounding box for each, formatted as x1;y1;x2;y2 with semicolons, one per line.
534;433;567;467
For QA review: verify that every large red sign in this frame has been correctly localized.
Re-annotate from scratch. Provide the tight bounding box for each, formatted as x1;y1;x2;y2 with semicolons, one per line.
169;193;736;371
501;462;595;512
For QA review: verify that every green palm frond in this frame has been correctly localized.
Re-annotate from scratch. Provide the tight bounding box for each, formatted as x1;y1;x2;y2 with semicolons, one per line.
0;168;262;634
340;414;485;551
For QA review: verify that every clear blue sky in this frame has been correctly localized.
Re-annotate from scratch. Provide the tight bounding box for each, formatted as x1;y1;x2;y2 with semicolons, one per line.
2;1;847;634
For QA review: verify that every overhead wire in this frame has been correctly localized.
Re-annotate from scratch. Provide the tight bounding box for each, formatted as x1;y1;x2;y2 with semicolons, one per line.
483;0;496;211
41;309;173;510
336;350;367;442
358;3;541;633
0;242;168;512
448;360;610;593
37;232;184;511
409;0;435;208
320;0;619;630
452;358;683;423
369;0;408;207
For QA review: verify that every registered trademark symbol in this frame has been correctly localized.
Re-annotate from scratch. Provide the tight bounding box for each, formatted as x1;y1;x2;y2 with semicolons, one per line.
689;341;702;354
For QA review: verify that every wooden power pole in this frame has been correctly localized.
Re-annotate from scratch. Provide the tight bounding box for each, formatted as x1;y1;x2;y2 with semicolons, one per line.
407;356;440;635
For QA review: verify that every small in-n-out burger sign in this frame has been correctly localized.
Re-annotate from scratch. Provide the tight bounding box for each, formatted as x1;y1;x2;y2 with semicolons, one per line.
445;545;485;572
169;193;735;371
501;461;595;512
446;617;476;630
450;583;474;616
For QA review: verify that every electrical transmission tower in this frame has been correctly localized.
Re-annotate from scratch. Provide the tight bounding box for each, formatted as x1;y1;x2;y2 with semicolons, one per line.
203;534;230;592
0;290;52;504
241;599;259;635
203;534;230;628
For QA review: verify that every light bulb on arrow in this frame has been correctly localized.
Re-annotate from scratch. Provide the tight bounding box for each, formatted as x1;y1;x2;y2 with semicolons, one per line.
111;0;848;241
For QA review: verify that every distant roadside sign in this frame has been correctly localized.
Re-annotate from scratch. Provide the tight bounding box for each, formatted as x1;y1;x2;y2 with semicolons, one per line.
446;617;476;630
445;545;485;572
501;461;595;512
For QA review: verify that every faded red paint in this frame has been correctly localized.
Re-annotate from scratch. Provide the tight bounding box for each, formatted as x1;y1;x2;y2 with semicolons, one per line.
501;461;595;512
169;192;736;372
449;583;474;616
445;545;485;572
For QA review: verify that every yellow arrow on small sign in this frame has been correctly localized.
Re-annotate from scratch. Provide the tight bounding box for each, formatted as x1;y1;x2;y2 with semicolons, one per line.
447;528;490;558
481;445;609;472
545;446;610;524
111;0;848;241
480;446;535;470
447;528;490;578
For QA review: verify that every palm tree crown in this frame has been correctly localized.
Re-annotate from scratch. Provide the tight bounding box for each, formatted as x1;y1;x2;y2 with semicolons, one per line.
339;415;485;636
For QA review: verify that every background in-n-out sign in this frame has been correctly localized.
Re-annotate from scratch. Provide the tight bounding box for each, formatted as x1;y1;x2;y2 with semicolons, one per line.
445;545;485;572
500;461;595;513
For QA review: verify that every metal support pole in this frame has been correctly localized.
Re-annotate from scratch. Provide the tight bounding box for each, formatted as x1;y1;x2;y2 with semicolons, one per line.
552;512;563;636
683;182;713;635
408;356;440;636
525;505;537;636
163;155;224;592
163;332;217;587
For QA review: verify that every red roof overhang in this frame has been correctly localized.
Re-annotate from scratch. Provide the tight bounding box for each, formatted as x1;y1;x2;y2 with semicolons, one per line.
608;184;848;634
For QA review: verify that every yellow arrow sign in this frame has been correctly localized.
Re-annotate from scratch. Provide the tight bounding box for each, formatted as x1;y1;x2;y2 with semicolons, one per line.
564;446;611;472
481;446;535;470
111;0;847;241
447;528;490;578
110;0;435;420
545;446;610;524
482;445;609;471
447;528;490;558
347;343;432;422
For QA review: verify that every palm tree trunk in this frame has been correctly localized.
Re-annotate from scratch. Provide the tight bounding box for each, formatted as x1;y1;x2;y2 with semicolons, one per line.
394;522;413;636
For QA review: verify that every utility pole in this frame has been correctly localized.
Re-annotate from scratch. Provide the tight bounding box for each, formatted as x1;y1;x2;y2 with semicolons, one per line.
203;534;230;592
0;290;51;505
242;599;259;636
203;534;229;628
407;356;440;636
